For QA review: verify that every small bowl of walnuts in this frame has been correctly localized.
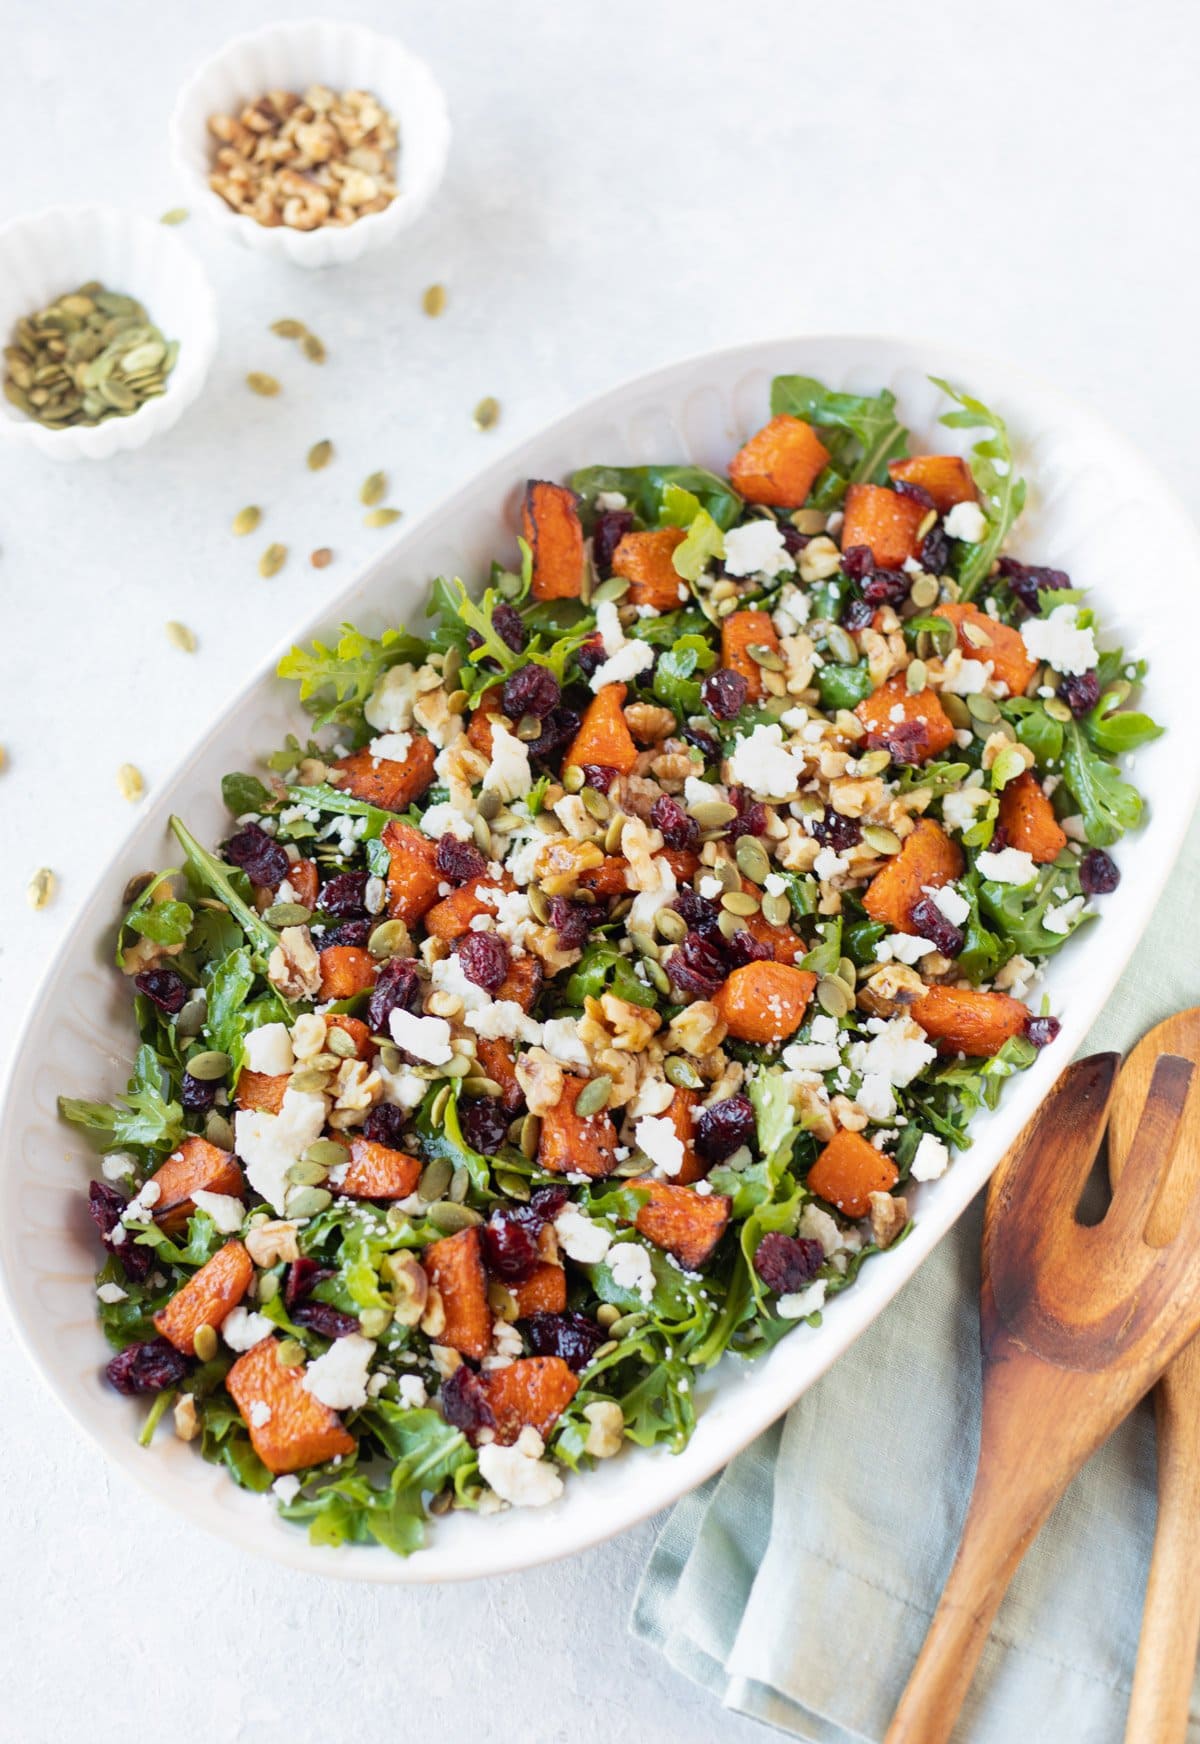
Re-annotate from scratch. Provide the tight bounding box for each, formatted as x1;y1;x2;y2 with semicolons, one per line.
169;18;451;268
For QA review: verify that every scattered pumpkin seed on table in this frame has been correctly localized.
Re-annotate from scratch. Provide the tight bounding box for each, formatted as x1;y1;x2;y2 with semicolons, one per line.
232;505;261;537
27;867;55;910
116;763;145;803
271;319;307;339
165;620;196;652
3;283;179;430
365;508;402;528
159;208;189;226
360;471;387;505
301;332;327;364
246;372;280;396
307;439;333;471
259;543;288;578
473;396;500;430
422;284;447;316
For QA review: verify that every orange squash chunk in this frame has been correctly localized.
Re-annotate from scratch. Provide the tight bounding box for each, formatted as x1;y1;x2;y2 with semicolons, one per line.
227;1337;356;1475
862;818;964;934
424;874;513;942
635;1181;732;1270
887;455;979;514
712;961;816;1043
808;1129;899;1218
997;770;1067;864
611;527;688;612
338;1137;421;1199
285;858;320;908
476;1036;523;1111
510;1261;568;1318
661;1087;706;1186
495;952;543;1012
728;414;830;507
318;944;376;1001
574;854;630;898
324;1013;373;1060
423;1226;492;1360
154;1239;253;1355
236;1069;289;1114
467;685;504;758
331;735;437;812
477;1356;580;1445
565;683;638;775
721;609;780;703
523;479;585;601
538;1075;618;1179
382;818;441;926
855;672;956;765
934;603;1038;699
911;985;1029;1057
149;1137;244;1236
841;483;927;568
735;876;805;963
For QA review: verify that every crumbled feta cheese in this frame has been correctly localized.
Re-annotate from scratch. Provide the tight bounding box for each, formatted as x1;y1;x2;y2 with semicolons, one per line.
698;875;723;900
249;1401;272;1428
430;952;490;1012
590;638;655;692
301;1333;376;1410
850;1016;937;1090
465;1000;540;1043
798;1203;842;1257
875;932;938;965
539;1016;591;1071
927;882;970;927
373;1060;430;1111
481;721;532;803
910;1132;951;1182
595;490;628;512
772;582;812;635
504;832;545;886
477;1428;564;1508
723;519;796;579
369;731;412;764
101;1151;136;1182
234;1088;328;1216
684;775;722;809
763;872;788;898
778;1280;827;1319
243;1022;295;1077
221;1305;275;1352
995;953;1038;999
976;846;1037;886
363;663;419;732
420;801;473;841
636;1114;685;1177
809;1014;840;1046
1044;895;1087;935
855;1073;896;1123
595;598;626;657
939;657;995;696
608;1240;656;1303
943;501;989;543
96;1281;128;1304
782;1040;842;1074
389;1008;454;1065
554;1207;613;1264
1020;603;1098;676
398;1374;428;1409
941;786;991;834
726;724;805;799
272;1474;302;1504
191;1189;246;1234
813;845;849;881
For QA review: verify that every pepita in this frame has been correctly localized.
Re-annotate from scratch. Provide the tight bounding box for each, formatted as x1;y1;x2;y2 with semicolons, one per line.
159;208;189;226
716;858;742;894
655;908;688;944
368;917;412;960
747;643;785;671
307;438;333;471
575;1075;613;1117
941;693;971;729
609;1311;649;1338
516;712;543;743
528;886;551;923
717;907;744;941
175;995;207;1039
762;891;792;927
689;799;738;829
204;1112;234;1150
449;1165;471;1204
246;372;281;396
665;1056;703;1090
259;543;288;579
590;576;630;605
735;836;770;883
966;693;1000;723
365;507;402;528
193;1324;218;1363
165;619;196;652
826;626;859;666
232;505;261;536
1043;695;1072;723
263;901;312;927
360;470;388;506
861;824;903;855
721;890;760;917
4;281;178;429
473;815;493;855
604;814;627;855
477;790;502;821
275;1337;306;1367
562;764;584;794
325;1027;358;1060
117;762;145;803
303;1139;349;1171
473;395;500;430
289;1066;333;1094
422;283;447;317
519;1114;542;1159
495;1171;531;1202
629;930;660;961
816;975;851;1018
419;1157;454;1203
910;573;940;608
359;1307;393;1339
270;319;308;339
442;1054;472;1079
463;1076;503;1098
301;332;327;364
581;784;610;821
646;960;672;995
288;1186;333;1218
428;1202;484;1234
286;1157;331;1187
429;1084;452;1127
185;1050;231;1081
906;659;928;695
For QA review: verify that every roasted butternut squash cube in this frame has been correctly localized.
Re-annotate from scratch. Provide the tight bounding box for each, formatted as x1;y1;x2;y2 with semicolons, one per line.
423;1226;492;1360
382;818;442;926
236;1069;289;1114
467;685;504;758
538;1074;618;1179
862;818;964;934
934;603;1038;698
337;1137;421;1199
331;735;436;812
911;985;1029;1057
887;455;979;513
841;483;927;568
154;1239;254;1355
634;1181;732;1269
611;527;688;612
477;1355;579;1445
510;1261;568;1318
227;1337;356;1475
721;609;780;703
997;770;1067;864
855;672;956;765
318;945;376;1001
149;1136;244;1236
728;414;830;507
523;480;585;601
662;1086;706;1186
424;874;513;942
712;961;816;1043
564;684;639;775
808;1129;899;1218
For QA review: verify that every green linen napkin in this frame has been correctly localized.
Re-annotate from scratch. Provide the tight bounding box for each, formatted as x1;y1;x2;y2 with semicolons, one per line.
632;811;1200;1742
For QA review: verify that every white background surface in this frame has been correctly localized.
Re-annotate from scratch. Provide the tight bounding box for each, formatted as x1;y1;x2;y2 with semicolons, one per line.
0;3;1195;1741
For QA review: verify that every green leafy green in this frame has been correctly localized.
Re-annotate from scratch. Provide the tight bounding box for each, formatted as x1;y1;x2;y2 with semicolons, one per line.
170;815;279;959
570;464;743;533
817;660;875;711
770;375;908;504
1083;685;1163;756
277;625;426;728
221;772;276;816
652;633;717;716
930;379;1026;601
59;1043;184;1156
1061;720;1144;846
978;861;1093;957
563;941;656;1009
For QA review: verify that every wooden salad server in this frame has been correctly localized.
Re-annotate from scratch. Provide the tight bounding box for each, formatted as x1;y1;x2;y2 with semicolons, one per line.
1107;1010;1200;1744
886;1045;1200;1744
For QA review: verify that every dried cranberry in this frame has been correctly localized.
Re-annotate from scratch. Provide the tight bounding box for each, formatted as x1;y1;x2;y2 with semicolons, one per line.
366;956;423;1035
503;663;561;722
862;568;911;608
436;834;487;885
997;557;1072;615
651;793;699;850
294;1301;360;1340
695;1093;756;1162
1058;670;1100;717
920;524;951;576
319;870;369;917
811;808;862;852
593;508;636;578
701;667;749;720
577;635;606;680
524;706;580;763
134;968;189;1015
180;1073;218;1112
840;597;875;631
674;885;723;943
461;1098;512;1153
1026;1015;1062;1050
549;896;592;951
285;1256;335;1309
988;824;1011;853
753;1232;824;1294
727;786;767;840
910;895;965;957
529;1184;569;1223
527;1311;606;1372
106;1337;188;1396
88;1181;154;1284
666;931;728;1000
321;917;373;950
683;723;721;762
779;523;811;557
363;1103;408;1148
439;1363;496;1438
891;479;936;511
457;931;511;994
726;929;773;967
867;719;927;766
580;763;618;793
492;602;527;653
1079;848;1120;895
483;1209;542;1281
223;822;289;889
841;545;875;582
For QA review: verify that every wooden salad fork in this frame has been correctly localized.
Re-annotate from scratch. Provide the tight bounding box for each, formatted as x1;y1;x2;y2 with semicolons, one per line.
887;1044;1200;1744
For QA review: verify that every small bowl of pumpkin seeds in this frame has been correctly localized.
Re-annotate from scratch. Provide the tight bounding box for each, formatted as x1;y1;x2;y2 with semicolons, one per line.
0;203;217;460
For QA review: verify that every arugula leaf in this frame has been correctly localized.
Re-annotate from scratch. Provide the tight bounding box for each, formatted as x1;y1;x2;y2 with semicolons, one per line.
817;660;875;711
563;941;656;1009
59;1043;184;1156
117;871;192;965
1061;720;1144;845
415;1089;496;1200
1084;686;1164;756
749;1067;796;1160
897;760;972;797
955;872;1008;984
652;633;717;716
930;379;1026;601
570;465;743;533
221;772;276;817
277;625;426;728
978;862;1094;957
285;783;395;838
170;815;278;958
770;375;909;502
1004;698;1063;765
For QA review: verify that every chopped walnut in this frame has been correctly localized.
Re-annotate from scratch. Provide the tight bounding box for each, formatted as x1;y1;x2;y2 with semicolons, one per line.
624;702;676;745
648;749;695;784
597;993;661;1052
830;1094;869;1133
267;925;322;999
594;1046;639;1108
515;1048;565;1116
421;1287;448;1341
868;1191;909;1249
385;1251;428;1327
667;999;728;1058
245;1219;302;1267
173;1393;200;1442
582;1400;625;1458
858;961;926;1017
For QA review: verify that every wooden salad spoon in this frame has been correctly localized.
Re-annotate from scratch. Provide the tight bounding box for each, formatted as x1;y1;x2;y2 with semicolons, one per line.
1107;1009;1200;1743
886;1045;1200;1744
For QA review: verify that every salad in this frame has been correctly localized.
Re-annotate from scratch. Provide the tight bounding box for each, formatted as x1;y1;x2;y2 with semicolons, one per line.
61;373;1162;1553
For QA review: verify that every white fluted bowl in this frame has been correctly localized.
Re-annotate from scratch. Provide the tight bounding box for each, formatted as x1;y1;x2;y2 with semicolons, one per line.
0;204;217;462
169;19;451;269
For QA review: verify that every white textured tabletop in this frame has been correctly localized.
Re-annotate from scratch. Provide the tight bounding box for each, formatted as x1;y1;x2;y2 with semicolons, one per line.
1;3;1195;1740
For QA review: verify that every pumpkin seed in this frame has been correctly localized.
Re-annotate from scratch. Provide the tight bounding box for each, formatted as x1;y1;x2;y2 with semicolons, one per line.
429;1084;452;1127
609;1311;649;1338
422;283;447;317
286;1157;331;1186
629;930;660;960
365;507;403;528
665;1056;703;1090
257;1272;280;1304
689;799;738;829
419;1157;454;1204
193;1324;218;1362
717;907;744;941
655;908;688;944
527;886;551;924
4;282;178;428
259;543;288;578
816;975;850;1018
246;372;280;396
735;836;770;883
359;470;387;506
472;815;493;856
762;891;792;927
495;1171;531;1202
941;693;971;729
605;814;627;855
232;505;261;536
289;1066;333;1094
966;693;1000;723
464;1076;503;1098
591;576;630;605
575;1075;613;1117
186;1050;231;1081
204;1112;234;1150
368;917;412;960
910;573;940;608
614;1151;653;1176
271;319;307;339
359;1307;393;1339
1043;695;1072;723
427;1202;483;1234
325;1027;358;1060
581;784;610;821
160;208;189;226
276;1337;306;1367
716;858;742;894
176;995;207;1039
301;332;326;364
646;960;672;995
721;890;760;917
838;957;858;989
747;643;785;671
307;438;333;471
165;619;196;652
516;712;542;743
288;1185;333;1217
790;508;828;534
827;626;859;665
596;1302;622;1330
263;901;311;927
449;1165;471;1204
519;1114;542;1159
961;618;993;649
473;395;500;430
116;762;145;803
855;749;893;778
442;1054;472;1079
862;824;902;855
304;1139;349;1171
477;789;503;821
562;763;584;793
917;509;939;541
307;1052;341;1072
906;659;928;695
